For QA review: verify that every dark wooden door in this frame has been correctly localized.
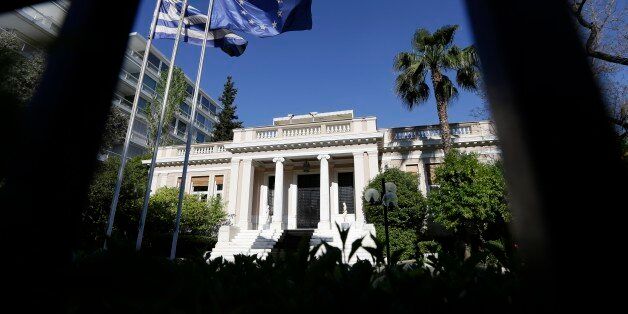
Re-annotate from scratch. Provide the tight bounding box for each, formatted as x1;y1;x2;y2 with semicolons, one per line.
338;172;355;214
297;174;320;229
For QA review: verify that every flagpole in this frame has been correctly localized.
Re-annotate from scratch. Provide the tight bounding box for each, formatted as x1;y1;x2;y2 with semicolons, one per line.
104;0;163;249
170;0;216;260
135;0;190;251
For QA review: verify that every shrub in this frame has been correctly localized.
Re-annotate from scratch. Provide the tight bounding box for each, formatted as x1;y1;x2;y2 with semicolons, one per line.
427;150;510;260
363;168;427;260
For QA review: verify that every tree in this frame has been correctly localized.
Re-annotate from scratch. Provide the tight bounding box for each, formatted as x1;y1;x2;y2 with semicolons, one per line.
427;151;510;259
100;108;128;153
149;187;227;237
211;76;243;141
146;67;187;148
363;168;427;260
81;155;148;249
393;25;480;152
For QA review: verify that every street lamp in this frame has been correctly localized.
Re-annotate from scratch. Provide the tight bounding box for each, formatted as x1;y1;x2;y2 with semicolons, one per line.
365;178;398;265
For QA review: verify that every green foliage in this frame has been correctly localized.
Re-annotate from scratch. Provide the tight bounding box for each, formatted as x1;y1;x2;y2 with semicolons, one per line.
212;76;243;141
427;150;510;258
81;156;148;248
148;187;227;237
100;108;129;152
363;168;427;260
147;67;187;147
67;229;518;313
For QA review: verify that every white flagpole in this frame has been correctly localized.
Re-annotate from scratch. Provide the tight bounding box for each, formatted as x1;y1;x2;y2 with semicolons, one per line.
170;0;216;260
104;0;163;249
135;0;190;251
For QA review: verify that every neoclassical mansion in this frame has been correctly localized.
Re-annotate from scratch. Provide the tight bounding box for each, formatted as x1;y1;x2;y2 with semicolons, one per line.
148;110;499;262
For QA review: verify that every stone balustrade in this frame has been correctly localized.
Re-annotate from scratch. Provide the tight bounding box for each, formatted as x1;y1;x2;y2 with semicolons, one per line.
233;118;375;143
384;121;495;147
157;142;229;159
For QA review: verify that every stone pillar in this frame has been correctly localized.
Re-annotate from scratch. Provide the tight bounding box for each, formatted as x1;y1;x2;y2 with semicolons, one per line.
353;152;366;226
238;159;255;229
271;157;285;229
317;154;331;229
367;151;379;180
227;158;240;220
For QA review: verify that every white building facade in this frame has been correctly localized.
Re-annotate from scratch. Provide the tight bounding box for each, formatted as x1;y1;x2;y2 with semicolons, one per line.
149;110;499;262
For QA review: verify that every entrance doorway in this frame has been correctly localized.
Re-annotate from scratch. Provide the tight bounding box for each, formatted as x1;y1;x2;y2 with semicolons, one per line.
297;174;319;229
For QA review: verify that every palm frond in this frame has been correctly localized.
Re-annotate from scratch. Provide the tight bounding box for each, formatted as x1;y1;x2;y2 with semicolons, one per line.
395;68;430;109
393;52;416;71
436;75;459;102
431;25;459;47
456;66;479;91
442;45;462;69
412;28;432;52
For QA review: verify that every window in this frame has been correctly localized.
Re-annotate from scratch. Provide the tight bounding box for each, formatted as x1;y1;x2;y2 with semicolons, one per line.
196;133;205;143
186;84;194;96
204;120;213;131
143;75;157;91
209;103;217;114
147;52;160;70
177;121;187;136
425;163;441;187
192;176;209;201
214;175;224;199
180;103;190;115
405;164;419;174
195;113;205;125
137;97;148;113
200;96;211;111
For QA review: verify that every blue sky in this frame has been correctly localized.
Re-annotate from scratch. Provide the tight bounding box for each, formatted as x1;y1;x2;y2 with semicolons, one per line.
131;0;485;128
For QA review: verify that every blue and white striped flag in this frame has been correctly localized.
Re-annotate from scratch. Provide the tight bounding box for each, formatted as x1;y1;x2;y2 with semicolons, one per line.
155;0;247;57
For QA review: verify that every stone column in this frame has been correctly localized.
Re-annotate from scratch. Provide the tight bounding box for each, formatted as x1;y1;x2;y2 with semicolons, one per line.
238;159;255;229
271;157;285;229
317;154;331;229
367;151;379;180
227;158;240;220
353;152;366;226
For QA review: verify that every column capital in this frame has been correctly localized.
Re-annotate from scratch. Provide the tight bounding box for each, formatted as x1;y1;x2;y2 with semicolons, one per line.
352;151;366;157
317;154;331;161
273;157;285;163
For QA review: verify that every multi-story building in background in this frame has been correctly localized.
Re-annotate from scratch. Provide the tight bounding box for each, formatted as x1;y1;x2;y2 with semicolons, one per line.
0;1;222;157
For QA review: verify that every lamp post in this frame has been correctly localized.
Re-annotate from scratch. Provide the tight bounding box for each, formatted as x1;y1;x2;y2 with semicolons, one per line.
365;178;398;265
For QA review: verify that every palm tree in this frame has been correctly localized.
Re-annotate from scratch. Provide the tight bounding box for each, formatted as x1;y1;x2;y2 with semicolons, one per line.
394;25;480;152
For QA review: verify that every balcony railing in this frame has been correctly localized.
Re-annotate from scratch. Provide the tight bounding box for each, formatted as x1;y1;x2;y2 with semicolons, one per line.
126;49;160;75
18;7;61;35
386;121;494;144
233;118;373;143
118;69;157;98
176;144;225;156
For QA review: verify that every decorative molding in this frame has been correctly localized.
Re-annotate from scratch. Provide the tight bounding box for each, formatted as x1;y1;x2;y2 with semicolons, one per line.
317;154;330;160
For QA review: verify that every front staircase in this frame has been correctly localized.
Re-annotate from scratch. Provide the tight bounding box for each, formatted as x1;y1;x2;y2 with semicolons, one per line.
269;229;315;259
208;229;282;262
208;224;377;264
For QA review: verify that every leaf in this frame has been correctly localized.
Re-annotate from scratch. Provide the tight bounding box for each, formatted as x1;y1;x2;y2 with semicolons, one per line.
348;236;364;263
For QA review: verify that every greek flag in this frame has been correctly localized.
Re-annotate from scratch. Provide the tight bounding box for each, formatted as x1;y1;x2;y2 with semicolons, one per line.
155;0;247;57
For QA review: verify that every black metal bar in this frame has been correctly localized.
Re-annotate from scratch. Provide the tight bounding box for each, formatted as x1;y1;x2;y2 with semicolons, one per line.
381;178;390;264
464;0;627;310
0;0;141;307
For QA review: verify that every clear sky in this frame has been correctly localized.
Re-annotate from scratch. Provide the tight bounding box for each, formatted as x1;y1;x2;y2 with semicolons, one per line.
131;0;485;128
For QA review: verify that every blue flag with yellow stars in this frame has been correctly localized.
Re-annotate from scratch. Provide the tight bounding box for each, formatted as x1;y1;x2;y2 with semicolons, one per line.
210;0;313;38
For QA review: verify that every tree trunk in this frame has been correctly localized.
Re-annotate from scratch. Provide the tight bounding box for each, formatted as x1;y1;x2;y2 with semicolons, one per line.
430;70;453;153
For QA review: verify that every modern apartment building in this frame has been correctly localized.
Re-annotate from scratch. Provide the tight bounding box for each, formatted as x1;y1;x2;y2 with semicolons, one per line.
0;1;222;157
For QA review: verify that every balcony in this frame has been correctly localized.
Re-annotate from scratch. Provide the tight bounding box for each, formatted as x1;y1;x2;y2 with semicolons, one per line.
17;7;61;35
125;49;161;75
383;121;497;149
118;69;157;98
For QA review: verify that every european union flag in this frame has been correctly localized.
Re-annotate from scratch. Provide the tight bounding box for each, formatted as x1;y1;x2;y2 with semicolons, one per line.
155;0;248;57
210;0;313;38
